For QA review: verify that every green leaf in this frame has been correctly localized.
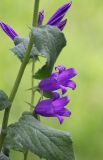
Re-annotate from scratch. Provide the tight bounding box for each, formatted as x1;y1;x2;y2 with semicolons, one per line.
5;113;75;160
0;152;9;160
32;25;66;79
11;25;66;79
0;90;11;111
11;37;39;62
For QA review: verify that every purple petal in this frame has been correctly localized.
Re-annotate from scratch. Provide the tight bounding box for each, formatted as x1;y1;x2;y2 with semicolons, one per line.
59;108;71;116
38;10;44;26
48;15;65;26
0;21;18;40
59;85;67;94
56;108;71;124
39;76;58;92
52;96;70;108
57;116;64;124
55;107;71;116
35;99;54;116
57;19;67;31
65;80;76;90
59;68;78;82
47;1;72;25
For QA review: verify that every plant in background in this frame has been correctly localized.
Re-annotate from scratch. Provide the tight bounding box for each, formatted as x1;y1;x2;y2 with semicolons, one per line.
0;1;77;160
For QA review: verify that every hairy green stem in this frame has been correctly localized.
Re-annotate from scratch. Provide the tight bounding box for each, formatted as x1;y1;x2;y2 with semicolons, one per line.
30;59;35;111
24;0;40;158
0;0;40;152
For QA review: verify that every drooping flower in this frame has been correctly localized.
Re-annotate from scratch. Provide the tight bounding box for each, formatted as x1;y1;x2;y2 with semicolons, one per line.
39;65;77;94
0;21;18;40
38;1;72;30
35;96;71;124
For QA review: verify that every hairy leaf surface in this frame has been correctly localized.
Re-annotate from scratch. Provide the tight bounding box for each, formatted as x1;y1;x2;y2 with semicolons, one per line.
11;37;39;61
0;152;9;160
5;113;75;160
11;25;66;79
32;25;66;79
0;90;11;111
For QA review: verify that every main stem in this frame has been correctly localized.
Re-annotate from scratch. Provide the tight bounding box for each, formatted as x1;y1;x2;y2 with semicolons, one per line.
24;0;40;159
0;0;40;152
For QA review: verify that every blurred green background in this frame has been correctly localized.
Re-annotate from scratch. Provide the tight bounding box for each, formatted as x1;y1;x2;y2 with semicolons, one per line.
0;0;103;159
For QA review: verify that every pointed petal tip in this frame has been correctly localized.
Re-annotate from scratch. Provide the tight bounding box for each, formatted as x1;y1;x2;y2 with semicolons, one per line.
68;68;78;77
74;68;78;75
67;1;72;7
67;80;77;90
71;67;78;74
61;96;71;105
72;83;77;90
67;109;72;117
0;21;18;40
68;1;72;6
57;109;71;124
57;116;64;124
41;9;44;13
47;1;72;26
57;19;67;31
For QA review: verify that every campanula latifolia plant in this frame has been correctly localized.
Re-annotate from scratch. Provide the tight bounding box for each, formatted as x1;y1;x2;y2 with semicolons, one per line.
0;1;77;160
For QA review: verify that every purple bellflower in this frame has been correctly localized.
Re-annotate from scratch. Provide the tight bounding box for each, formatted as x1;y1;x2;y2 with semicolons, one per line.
35;96;71;124
38;1;72;30
0;21;18;40
39;65;77;94
0;1;72;40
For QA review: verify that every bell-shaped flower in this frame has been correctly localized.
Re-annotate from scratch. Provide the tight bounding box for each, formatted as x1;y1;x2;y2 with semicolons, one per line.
39;65;77;94
0;21;18;40
35;96;71;124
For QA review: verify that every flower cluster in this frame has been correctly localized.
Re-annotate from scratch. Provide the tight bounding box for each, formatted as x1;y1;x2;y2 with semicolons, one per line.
38;1;72;30
35;65;77;124
0;1;72;40
0;1;77;124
